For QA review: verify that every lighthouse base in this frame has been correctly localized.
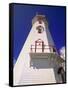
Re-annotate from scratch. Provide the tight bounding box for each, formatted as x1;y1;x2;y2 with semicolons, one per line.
14;53;63;86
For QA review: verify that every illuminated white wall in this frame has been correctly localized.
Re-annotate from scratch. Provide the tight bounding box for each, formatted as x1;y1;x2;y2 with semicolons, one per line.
14;18;61;85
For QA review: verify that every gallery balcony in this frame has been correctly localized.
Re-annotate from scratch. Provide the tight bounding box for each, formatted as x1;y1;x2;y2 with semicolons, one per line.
29;44;64;64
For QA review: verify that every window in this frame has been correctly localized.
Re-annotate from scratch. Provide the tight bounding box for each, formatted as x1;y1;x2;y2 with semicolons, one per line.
38;20;42;24
36;26;44;33
58;67;65;83
53;47;56;52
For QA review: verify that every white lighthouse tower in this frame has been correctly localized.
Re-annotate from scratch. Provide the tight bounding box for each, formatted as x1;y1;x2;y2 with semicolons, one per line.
13;14;64;86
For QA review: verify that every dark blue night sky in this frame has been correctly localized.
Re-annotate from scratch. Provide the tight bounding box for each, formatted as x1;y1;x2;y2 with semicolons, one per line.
12;3;66;62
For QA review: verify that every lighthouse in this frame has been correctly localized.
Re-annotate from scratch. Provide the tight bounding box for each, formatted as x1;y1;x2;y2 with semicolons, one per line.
13;14;64;86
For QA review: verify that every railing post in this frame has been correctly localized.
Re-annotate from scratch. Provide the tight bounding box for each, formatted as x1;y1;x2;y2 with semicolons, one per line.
35;41;37;53
42;41;44;52
31;45;32;52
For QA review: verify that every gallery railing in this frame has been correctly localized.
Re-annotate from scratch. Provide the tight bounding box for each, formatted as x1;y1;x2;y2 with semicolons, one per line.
30;44;57;53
